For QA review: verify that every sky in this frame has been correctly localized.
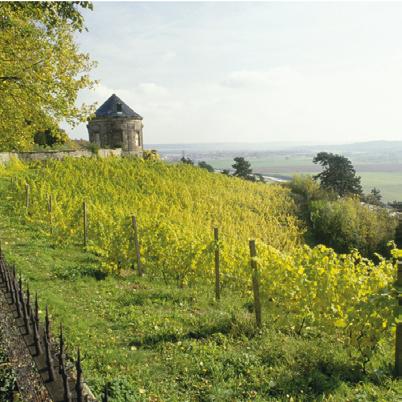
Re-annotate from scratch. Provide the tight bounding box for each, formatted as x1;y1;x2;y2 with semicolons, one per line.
70;1;402;145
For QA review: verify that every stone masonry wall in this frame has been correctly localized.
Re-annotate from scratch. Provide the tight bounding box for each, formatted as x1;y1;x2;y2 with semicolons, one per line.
0;148;124;164
87;117;143;156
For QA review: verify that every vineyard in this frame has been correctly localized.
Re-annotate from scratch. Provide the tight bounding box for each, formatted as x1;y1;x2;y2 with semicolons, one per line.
0;157;401;400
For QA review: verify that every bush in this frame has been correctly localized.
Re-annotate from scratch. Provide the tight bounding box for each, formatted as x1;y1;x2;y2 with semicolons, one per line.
143;149;161;161
34;128;69;147
310;197;398;256
85;142;100;155
288;176;398;256
180;157;194;165
288;174;334;203
198;161;214;172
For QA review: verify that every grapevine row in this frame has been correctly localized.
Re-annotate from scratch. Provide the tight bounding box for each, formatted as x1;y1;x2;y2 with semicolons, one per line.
3;157;400;366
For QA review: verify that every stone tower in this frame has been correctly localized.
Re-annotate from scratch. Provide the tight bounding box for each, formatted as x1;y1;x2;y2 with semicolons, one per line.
87;94;143;155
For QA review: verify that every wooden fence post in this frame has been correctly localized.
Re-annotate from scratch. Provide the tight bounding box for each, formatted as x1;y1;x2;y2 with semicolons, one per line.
25;183;30;211
214;227;220;301
102;385;109;402
249;240;262;328
395;259;402;378
131;216;143;276
48;195;53;234
76;347;83;402
83;201;88;247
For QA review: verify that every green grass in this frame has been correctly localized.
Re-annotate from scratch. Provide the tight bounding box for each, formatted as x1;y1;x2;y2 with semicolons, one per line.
0;176;401;401
358;172;402;203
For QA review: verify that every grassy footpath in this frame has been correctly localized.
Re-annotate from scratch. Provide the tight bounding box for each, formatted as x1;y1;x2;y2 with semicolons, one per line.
0;176;401;401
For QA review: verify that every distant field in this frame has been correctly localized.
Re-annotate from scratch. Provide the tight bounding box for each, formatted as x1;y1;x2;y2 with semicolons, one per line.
206;156;402;202
358;172;402;202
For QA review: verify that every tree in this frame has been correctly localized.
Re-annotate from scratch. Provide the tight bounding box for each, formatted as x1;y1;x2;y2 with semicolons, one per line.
254;173;265;183
180;156;194;165
394;216;402;248
288;174;335;225
389;201;402;212
221;169;231;176
34;128;69;147
313;152;362;196
232;157;254;181
198;161;214;172
363;187;383;206
0;2;96;151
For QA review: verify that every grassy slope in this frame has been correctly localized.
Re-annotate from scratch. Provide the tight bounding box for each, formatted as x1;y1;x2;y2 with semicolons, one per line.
0;176;401;401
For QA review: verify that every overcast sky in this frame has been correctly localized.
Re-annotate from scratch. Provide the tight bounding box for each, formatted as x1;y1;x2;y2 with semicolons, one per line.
70;2;402;145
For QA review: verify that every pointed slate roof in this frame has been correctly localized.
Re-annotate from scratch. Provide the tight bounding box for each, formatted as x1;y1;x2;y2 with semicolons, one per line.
95;94;143;119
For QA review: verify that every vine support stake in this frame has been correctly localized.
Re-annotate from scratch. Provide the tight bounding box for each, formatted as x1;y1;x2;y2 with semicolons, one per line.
395;259;402;378
249;240;262;329
0;265;4;283
32;311;42;355
102;384;109;402
131;216;143;276
25;183;30;211
83;201;88;247
61;363;71;402
45;305;51;341
22;291;31;335
44;327;55;382
8;271;15;304
76;347;83;402
26;285;31;316
18;275;23;306
48;194;53;235
60;323;72;402
5;269;11;293
13;279;21;318
0;249;4;282
59;323;64;374
214;227;220;301
34;292;39;326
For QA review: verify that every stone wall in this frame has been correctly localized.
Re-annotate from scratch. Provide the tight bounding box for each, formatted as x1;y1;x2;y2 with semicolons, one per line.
87;116;143;156
0;148;124;164
0;153;13;164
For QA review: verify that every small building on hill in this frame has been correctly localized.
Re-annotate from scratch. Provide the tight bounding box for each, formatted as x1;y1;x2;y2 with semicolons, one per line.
87;94;144;155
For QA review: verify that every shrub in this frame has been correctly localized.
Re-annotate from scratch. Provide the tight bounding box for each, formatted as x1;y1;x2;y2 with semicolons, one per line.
143;149;160;161
310;197;397;256
85;142;100;155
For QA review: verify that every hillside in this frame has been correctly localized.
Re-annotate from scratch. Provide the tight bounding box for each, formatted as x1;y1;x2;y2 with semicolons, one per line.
0;158;400;401
12;157;302;274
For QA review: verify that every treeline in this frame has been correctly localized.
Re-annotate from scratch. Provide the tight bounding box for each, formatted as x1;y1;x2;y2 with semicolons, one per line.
287;152;399;257
181;156;266;182
288;175;398;257
189;151;400;257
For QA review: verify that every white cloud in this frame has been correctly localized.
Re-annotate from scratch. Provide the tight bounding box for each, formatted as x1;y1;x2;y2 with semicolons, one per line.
221;67;301;89
67;2;402;144
137;83;169;97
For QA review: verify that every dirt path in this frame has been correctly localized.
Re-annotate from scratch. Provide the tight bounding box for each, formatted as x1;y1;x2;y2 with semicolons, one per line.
0;280;51;401
0;255;98;402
